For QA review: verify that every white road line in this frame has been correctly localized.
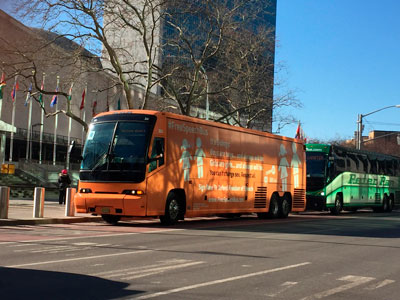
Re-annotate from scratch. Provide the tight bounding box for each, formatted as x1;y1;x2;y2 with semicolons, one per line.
6;249;152;268
121;261;204;280
92;259;191;276
134;261;311;300
266;281;298;297
365;279;395;290
300;275;374;300
0;228;182;245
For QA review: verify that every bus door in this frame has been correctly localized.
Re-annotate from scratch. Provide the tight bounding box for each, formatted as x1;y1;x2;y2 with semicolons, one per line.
146;136;167;216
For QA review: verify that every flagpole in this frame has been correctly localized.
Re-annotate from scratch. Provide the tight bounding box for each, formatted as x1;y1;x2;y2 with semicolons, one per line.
53;75;59;166
39;73;45;165
10;75;17;162
81;84;87;154
66;82;73;171
26;90;33;161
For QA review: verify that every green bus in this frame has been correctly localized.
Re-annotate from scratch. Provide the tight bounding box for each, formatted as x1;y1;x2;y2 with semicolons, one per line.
306;143;400;214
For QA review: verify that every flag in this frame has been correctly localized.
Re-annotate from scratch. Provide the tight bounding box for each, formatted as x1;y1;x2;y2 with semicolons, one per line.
24;83;32;106
80;89;85;110
38;80;44;105
50;87;58;107
0;72;6;100
11;78;19;102
295;121;301;139
92;100;97;117
295;121;306;140
67;82;74;101
117;98;121;110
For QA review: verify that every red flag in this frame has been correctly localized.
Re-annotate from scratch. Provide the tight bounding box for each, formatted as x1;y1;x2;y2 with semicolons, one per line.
295;122;301;139
11;78;18;102
80;89;85;110
0;72;5;86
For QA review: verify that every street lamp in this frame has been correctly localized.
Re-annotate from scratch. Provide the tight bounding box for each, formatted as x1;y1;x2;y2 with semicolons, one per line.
199;65;209;120
357;104;400;149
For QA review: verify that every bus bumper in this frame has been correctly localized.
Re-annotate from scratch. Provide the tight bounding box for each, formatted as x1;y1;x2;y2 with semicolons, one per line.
74;193;146;216
306;195;326;211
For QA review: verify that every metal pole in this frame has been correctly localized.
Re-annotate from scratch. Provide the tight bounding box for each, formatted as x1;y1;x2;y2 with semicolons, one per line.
0;186;10;219
39;73;45;165
26;96;33;161
53;76;60;166
10;99;15;161
357;114;362;150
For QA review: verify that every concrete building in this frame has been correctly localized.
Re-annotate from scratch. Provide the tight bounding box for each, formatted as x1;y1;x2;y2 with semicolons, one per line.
0;9;118;167
102;0;277;131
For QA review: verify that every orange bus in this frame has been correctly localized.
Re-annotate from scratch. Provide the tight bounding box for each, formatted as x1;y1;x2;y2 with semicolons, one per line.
75;110;306;224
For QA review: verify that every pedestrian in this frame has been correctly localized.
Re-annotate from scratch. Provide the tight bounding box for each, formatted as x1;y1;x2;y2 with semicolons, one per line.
58;169;71;205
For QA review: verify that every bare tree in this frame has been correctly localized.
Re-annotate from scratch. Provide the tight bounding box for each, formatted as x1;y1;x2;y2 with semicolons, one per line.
7;0;299;132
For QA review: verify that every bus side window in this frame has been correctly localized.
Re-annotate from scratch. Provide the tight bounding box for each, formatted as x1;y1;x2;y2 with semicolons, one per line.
149;137;165;173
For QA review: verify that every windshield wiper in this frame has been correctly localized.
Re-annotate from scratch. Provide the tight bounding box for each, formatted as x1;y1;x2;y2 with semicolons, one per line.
90;142;112;173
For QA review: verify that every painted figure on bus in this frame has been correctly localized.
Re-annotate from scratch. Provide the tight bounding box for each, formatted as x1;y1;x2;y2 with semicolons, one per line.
195;137;206;178
179;139;192;182
264;165;276;183
291;142;301;188
278;144;289;191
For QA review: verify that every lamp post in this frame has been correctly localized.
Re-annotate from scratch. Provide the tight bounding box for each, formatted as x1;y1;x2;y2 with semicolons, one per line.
199;65;209;120
357;104;400;150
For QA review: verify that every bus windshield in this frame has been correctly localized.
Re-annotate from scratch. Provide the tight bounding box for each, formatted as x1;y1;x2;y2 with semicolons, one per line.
306;152;327;178
80;120;153;182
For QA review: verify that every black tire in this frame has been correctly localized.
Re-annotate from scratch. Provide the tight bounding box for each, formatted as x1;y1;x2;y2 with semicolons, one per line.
160;192;182;225
268;194;280;219
383;195;391;212
101;214;121;225
330;194;343;215
279;196;291;218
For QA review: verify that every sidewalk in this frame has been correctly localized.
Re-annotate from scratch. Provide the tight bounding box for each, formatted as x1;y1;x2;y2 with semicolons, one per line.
0;199;102;226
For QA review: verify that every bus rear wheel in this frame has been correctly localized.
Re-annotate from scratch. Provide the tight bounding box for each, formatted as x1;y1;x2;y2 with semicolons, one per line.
330;194;343;215
279;196;291;218
160;192;182;225
101;214;121;225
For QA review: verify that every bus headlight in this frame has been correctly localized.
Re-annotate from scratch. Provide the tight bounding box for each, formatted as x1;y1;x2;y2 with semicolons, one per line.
80;188;92;193
320;192;325;196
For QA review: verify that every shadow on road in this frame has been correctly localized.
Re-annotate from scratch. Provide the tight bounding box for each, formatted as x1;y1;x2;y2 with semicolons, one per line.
0;267;142;299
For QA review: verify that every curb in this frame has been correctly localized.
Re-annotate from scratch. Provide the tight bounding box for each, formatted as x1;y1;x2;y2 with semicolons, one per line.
0;216;103;226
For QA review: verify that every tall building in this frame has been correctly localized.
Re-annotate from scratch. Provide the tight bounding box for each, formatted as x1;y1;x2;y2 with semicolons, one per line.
102;0;277;131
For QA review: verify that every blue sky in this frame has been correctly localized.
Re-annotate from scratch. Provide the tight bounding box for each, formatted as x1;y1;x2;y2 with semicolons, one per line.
275;0;400;141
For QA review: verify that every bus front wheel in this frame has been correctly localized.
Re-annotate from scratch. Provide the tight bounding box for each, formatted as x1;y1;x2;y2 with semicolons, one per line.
101;214;121;225
330;194;343;215
160;193;182;225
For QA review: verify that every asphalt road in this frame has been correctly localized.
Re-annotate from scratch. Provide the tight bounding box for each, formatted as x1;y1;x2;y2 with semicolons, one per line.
1;210;399;300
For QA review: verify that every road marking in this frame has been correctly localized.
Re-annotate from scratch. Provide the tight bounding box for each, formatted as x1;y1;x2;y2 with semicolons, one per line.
266;281;298;297
0;229;182;245
91;259;196;278
300;275;374;300
6;249;152;268
134;261;311;300
365;279;395;290
121;261;204;280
